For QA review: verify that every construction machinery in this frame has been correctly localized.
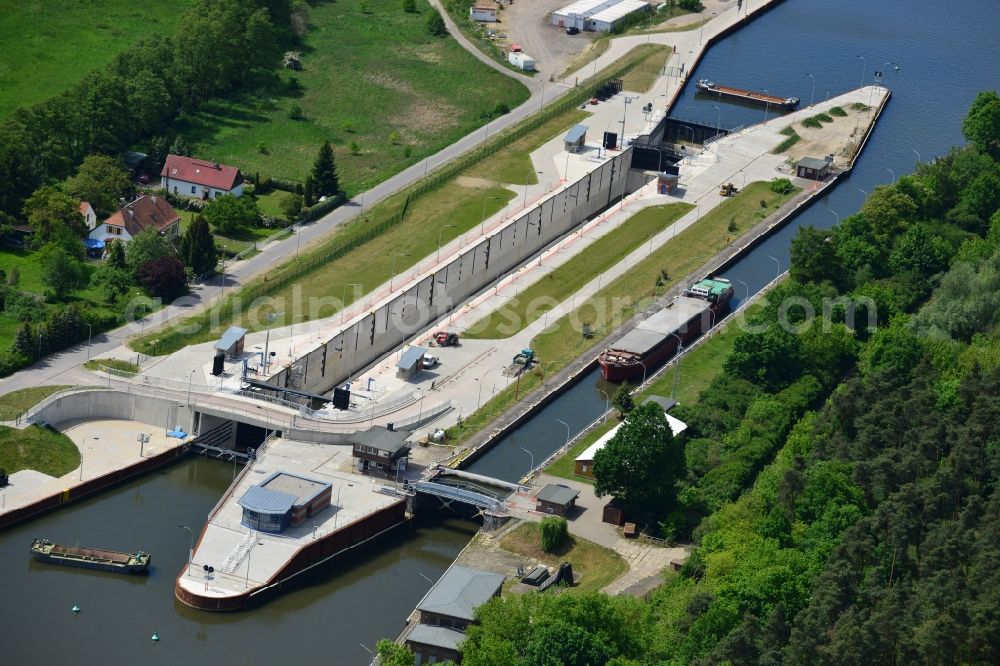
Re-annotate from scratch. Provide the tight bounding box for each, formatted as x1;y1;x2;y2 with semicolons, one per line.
719;182;739;197
433;331;459;346
503;348;536;377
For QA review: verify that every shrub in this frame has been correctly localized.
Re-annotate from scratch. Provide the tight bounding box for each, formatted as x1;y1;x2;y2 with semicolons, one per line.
770;178;794;195
540;516;569;552
426;10;447;36
288;103;304;120
829;106;848;117
801;117;822;129
851;102;870;111
402;0;416;11
814;112;834;123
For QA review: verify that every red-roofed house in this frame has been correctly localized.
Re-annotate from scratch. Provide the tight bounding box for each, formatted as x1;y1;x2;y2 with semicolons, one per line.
80;201;98;231
161;154;244;200
88;194;181;244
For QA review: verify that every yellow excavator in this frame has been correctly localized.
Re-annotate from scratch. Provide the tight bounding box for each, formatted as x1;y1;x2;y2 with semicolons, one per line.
719;182;739;197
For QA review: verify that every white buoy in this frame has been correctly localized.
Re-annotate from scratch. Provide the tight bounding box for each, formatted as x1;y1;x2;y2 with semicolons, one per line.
152;632;159;643
72;604;80;614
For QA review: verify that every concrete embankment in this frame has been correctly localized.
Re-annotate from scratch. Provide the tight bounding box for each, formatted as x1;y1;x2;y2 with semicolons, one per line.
454;86;892;472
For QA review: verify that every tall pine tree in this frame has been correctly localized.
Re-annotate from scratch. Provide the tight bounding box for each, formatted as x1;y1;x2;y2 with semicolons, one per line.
179;215;218;276
12;323;33;359
312;141;339;197
106;239;127;271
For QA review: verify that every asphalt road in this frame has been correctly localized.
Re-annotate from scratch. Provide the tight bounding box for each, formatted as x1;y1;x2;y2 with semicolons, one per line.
0;7;574;395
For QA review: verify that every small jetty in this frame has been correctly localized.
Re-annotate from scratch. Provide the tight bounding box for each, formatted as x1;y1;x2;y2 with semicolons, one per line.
695;79;799;110
30;539;151;575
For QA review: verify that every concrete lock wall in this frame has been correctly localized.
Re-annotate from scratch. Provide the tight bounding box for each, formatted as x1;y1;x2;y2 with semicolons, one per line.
34;390;197;432
268;149;632;397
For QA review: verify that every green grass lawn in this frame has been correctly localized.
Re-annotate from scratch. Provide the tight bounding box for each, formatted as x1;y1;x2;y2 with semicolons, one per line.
622;45;671;93
449;182;798;443
0;425;80;476
0;0;194;119
0;386;72;421
464;202;692;339
500;522;627;593
84;358;140;373
0;246;151;351
176;0;529;194
463;108;589;186
133;181;516;353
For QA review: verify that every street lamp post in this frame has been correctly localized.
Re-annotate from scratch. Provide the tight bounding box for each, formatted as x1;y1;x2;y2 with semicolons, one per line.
735;278;750;302
137;432;150;457
79;436;99;480
857;55;868;88
517;446;535;475
911;149;921;166
555;419;571;448
86;323;93;362
637;360;648;385
340;283;363;324
596;387;611;423
263;311;282;374
710;104;722;133
476;369;490;411
828;208;841;224
668;333;683;399
220;246;227;297
437;225;456;262
762;90;771;122
187;369;196;405
480;195;499;236
766;254;781;280
857;188;868;199
885;167;896;184
619;95;638;149
806;73;816;107
390;253;411;291
177;525;194;575
246;539;263;588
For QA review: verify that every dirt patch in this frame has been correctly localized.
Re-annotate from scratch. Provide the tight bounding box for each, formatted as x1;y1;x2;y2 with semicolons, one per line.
399;97;463;135
364;72;416;95
454;175;499;189
784;107;873;168
499;0;597;77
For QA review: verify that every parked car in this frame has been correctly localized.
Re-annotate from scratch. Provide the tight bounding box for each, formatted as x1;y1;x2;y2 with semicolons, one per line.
422;354;439;369
566;26;579;35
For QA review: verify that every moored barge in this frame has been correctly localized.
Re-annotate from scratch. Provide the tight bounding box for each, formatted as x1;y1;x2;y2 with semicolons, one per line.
30;538;151;574
695;79;799;110
598;278;733;383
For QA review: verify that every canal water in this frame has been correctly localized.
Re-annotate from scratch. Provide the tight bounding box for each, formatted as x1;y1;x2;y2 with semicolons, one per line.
468;0;1000;480
0;458;476;664
2;1;998;662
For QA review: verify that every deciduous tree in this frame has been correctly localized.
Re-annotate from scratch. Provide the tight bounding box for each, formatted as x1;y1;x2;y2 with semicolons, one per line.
125;228;171;277
64;154;135;217
137;255;188;300
201;194;260;234
593;402;685;520
39;243;87;300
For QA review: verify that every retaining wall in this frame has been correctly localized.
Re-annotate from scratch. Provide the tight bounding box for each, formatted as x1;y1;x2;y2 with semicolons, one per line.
267;149;632;397
31;389;197;432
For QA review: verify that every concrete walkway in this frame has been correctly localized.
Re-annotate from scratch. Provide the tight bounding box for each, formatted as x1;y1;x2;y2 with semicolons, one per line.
0;418;183;518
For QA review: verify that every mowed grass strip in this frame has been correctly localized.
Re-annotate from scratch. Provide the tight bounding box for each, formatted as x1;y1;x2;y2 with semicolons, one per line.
0;425;80;476
622;45;671;93
133;183;516;353
464;108;589;186
464;202;692;340
0;386;72;421
448;182;797;442
499;522;627;593
0;0;194;119
179;0;529;193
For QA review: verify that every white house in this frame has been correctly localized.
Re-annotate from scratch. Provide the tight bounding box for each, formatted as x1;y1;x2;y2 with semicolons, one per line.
79;201;97;231
161;154;244;200
470;4;497;21
88;194;181;244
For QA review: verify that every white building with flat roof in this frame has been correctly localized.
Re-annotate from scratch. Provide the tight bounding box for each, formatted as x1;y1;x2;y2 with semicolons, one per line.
551;0;621;30
586;0;650;32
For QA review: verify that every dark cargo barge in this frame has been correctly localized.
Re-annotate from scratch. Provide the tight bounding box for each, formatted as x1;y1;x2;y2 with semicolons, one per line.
695;79;799;110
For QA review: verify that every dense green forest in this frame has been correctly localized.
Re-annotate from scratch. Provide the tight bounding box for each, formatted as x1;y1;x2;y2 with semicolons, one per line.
380;91;1000;665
